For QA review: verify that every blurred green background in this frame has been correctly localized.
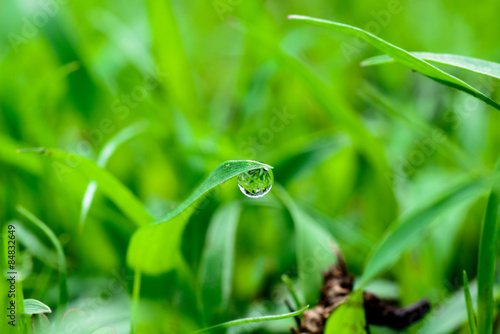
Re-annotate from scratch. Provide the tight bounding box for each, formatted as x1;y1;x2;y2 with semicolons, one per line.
1;0;500;333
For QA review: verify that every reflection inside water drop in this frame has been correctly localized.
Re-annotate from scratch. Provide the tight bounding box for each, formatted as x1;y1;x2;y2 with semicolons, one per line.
237;167;274;198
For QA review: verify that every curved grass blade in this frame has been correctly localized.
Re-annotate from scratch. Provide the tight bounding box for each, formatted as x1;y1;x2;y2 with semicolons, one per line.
361;53;500;80
324;290;367;334
357;173;500;288
23;299;52;315
287;15;500;111
191;305;309;333
16;205;68;310
235;20;398;225
476;165;500;334
154;160;272;224
463;271;478;334
18;148;154;227
80;121;150;231
127;160;272;275
275;185;337;305
198;201;242;321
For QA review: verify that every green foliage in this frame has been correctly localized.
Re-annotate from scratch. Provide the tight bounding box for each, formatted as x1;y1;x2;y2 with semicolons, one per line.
288;15;500;111
80;121;150;231
155;161;272;224
198;201;242;321
359;82;480;173
19;148;154;227
127;160;272;275
281;274;303;309
2;1;500;333
127;213;188;275
359;173;497;287
16;223;59;268
324;290;367;334
463;271;478;334
276;185;337;305
362;52;500;80
16;205;68;310
193;305;309;333
419;280;479;334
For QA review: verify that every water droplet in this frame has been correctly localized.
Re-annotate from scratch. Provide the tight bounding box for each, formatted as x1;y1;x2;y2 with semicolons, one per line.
237;167;274;198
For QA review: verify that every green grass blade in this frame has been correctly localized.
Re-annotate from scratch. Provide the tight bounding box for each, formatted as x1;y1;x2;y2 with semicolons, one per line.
95;121;150;167
147;0;200;116
477;178;500;333
275;185;337;305
127;214;189;275
154;160;272;224
358;82;484;174
287;15;500;111
358;174;499;288
18;148;154;227
127;160;272;275
80;182;98;230
324;290;367;334
463;271;478;334
237;20;398;225
361;53;500;80
418;280;478;334
87;9;153;74
23;299;51;315
79;121;150;230
198;201;242;321
16;205;68;310
16;222;59;269
191;305;309;333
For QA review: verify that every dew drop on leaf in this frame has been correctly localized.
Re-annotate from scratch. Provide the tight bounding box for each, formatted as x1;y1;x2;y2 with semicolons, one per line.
237;167;274;198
